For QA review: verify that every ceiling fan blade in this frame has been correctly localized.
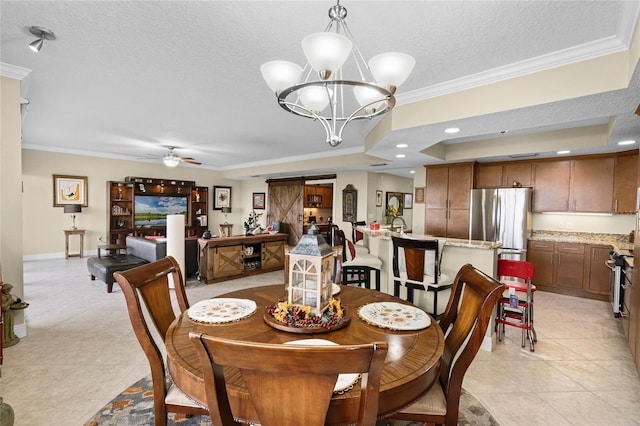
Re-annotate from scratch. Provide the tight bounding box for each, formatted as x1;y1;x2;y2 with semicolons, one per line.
181;158;202;165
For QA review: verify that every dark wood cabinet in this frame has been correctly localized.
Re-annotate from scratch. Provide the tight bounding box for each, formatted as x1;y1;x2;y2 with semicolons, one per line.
586;245;612;296
570;157;614;213
475;161;532;188
190;186;209;237
528;240;609;300
107;181;135;245
425;163;473;238
614;151;639;214
532;160;571;212
554;243;585;289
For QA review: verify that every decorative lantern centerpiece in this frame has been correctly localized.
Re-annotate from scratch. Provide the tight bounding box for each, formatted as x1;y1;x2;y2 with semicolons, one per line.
287;224;334;315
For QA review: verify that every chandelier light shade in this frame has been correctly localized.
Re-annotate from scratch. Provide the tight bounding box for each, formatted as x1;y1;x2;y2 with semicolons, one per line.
261;1;415;147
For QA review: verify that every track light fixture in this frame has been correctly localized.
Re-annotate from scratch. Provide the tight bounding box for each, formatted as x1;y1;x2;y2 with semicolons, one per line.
29;26;56;53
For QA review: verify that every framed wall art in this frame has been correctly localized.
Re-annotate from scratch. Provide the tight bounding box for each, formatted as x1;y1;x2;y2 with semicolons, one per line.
376;190;383;207
386;191;404;217
53;175;88;207
414;187;425;204
253;192;266;210
342;184;357;223
404;193;413;209
213;186;232;210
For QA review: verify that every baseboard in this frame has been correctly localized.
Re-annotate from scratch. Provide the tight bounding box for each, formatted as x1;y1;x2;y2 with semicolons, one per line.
480;334;495;352
24;250;98;261
14;323;27;338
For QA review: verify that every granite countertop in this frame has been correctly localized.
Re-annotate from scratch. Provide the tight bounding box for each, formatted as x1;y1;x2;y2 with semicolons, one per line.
530;230;632;248
355;226;502;250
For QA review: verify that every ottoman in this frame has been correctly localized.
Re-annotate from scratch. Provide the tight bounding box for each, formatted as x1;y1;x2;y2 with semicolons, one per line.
87;255;148;293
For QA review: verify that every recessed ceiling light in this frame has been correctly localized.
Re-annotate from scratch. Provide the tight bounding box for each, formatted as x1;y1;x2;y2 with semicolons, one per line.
444;127;460;134
618;140;636;146
396;143;408;148
396;154;406;158
557;150;571;155
410;170;415;174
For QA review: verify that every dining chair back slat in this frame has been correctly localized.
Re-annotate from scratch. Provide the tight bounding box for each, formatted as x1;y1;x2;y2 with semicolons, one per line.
389;263;505;426
114;256;208;426
189;333;388;426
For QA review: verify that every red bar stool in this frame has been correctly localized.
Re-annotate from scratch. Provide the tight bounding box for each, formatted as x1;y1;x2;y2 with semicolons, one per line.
495;259;537;351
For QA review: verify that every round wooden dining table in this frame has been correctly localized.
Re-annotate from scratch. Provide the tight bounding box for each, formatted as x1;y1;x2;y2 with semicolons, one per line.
166;284;445;425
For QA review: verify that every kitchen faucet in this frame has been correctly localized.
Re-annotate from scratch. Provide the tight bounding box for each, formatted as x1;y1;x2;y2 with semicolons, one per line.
391;216;407;233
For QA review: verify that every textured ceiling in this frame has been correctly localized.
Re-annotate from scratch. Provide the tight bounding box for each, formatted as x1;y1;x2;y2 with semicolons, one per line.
1;1;639;179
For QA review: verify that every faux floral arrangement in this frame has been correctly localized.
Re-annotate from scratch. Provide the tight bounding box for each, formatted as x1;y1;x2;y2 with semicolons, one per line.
386;203;399;217
244;210;263;233
266;298;345;328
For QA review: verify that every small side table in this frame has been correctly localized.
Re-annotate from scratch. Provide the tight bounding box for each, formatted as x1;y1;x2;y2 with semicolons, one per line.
64;229;86;259
97;244;127;258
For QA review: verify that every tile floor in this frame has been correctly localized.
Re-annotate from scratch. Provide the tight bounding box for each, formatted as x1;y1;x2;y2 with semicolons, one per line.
2;258;640;425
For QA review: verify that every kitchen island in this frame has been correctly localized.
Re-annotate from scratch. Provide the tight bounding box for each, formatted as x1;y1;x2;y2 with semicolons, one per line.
355;226;502;350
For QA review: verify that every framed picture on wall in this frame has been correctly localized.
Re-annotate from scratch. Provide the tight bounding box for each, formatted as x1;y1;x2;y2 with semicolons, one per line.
53;174;88;207
342;184;357;223
386;191;404;217
404;193;413;209
213;186;232;210
414;187;425;204
376;190;383;207
253;192;266;209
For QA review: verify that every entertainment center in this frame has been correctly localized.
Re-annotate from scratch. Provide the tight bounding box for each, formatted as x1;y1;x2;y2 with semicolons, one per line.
107;176;208;245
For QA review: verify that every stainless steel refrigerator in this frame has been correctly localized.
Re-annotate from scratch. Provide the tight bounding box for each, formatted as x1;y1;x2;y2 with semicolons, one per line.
469;188;532;259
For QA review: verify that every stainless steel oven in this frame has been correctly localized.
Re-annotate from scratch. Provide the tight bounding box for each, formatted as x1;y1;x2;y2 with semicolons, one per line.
607;251;628;317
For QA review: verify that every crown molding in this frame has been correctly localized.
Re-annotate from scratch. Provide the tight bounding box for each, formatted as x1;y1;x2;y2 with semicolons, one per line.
0;62;32;80
398;36;628;105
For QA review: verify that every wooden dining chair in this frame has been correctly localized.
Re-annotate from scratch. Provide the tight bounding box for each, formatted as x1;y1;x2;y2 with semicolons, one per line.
387;263;505;426
189;333;389;426
114;256;209;426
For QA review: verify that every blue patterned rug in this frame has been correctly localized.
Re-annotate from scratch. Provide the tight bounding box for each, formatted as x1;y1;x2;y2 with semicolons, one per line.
85;375;498;425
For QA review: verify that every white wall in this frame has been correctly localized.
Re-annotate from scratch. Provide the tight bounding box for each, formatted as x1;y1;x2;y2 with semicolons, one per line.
532;212;635;234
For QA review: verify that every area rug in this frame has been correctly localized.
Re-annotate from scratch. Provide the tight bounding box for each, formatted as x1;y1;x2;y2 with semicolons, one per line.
85;375;498;426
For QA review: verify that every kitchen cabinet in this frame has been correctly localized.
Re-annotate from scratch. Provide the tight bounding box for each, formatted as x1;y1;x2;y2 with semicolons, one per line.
475;161;531;188
532;157;615;213
570;157;614;213
304;184;333;208
425;163;473;239
532;161;571;212
528;240;612;300
614;151;639;214
586;245;611;296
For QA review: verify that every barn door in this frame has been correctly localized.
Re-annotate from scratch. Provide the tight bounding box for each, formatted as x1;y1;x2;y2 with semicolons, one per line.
267;179;304;246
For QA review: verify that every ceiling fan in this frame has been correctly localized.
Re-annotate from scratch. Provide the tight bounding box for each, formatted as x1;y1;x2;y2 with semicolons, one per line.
160;147;202;167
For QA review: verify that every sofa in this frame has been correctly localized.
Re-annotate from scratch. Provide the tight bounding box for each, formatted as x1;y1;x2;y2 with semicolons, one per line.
87;236;199;293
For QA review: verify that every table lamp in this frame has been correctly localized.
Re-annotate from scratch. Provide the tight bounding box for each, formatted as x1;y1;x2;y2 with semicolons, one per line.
64;204;82;229
221;207;231;224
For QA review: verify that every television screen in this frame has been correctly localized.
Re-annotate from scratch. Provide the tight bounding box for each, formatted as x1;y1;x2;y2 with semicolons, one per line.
134;195;188;226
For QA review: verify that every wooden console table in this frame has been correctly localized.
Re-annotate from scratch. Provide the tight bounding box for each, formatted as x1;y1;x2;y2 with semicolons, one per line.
64;229;85;259
198;233;287;283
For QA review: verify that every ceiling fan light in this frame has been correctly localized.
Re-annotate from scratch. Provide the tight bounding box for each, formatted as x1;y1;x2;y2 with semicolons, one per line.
302;32;352;79
260;61;303;93
299;86;332;114
353;85;386;114
162;154;180;167
369;52;416;90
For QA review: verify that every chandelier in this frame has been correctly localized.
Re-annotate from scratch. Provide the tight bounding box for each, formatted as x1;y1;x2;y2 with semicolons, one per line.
260;1;415;147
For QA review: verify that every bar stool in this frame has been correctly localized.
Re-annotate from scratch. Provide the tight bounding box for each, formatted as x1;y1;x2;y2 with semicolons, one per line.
495;259;537;351
335;229;381;291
